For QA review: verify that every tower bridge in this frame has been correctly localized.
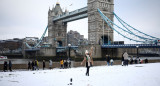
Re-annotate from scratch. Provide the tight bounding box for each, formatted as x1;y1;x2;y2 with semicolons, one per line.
47;0;114;48
53;7;88;22
23;0;160;58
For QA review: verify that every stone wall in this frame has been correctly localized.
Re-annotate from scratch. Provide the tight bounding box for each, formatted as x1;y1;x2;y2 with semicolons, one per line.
0;62;60;70
1;60;159;71
0;61;110;70
39;47;56;56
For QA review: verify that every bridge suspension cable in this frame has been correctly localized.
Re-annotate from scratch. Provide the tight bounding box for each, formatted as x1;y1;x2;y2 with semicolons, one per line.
113;12;160;40
114;13;154;41
98;9;160;43
25;25;48;49
97;9;145;43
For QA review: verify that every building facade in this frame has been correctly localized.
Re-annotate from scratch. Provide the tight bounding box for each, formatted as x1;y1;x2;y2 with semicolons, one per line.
48;2;67;47
88;0;114;45
0;38;23;54
67;30;88;46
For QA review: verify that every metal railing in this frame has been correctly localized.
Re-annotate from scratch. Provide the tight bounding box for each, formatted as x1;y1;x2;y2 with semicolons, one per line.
102;44;160;48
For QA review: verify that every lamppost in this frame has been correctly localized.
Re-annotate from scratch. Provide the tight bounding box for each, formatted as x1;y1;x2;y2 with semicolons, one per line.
68;44;71;60
136;46;139;58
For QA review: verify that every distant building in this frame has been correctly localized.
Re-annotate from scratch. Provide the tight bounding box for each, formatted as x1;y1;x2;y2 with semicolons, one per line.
24;37;39;48
41;36;51;47
42;37;49;43
24;37;51;48
0;38;23;54
67;30;88;46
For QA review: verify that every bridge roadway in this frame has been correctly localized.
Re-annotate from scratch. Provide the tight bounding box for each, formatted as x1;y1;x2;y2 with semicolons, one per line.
53;7;88;22
55;44;160;49
24;44;160;52
101;44;160;48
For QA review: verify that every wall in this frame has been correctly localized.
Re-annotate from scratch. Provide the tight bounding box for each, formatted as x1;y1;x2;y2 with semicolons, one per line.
39;47;56;56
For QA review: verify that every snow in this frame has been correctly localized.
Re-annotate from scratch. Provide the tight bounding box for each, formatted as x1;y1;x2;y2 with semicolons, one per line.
1;63;160;86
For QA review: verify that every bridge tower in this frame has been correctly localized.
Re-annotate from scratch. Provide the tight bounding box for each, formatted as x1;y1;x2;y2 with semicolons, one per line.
48;2;67;47
88;0;114;45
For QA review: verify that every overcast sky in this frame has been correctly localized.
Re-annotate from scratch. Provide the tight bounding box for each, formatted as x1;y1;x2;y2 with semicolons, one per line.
0;0;160;44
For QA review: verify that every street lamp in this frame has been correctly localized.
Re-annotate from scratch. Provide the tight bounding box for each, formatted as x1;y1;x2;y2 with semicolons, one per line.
136;46;139;58
68;44;71;60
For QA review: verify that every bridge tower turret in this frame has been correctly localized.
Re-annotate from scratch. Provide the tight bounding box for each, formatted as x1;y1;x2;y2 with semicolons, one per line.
48;2;67;47
88;0;114;45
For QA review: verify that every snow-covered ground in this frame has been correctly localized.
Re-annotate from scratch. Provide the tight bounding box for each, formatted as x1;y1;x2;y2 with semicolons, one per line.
0;63;160;86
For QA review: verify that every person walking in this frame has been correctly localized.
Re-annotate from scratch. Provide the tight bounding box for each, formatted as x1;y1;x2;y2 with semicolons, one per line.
34;60;38;70
3;61;7;72
134;58;137;64
110;59;114;66
130;57;133;64
3;61;5;72
43;60;45;70
49;60;52;69
60;59;64;69
123;51;129;66
137;57;140;64
106;55;110;66
28;61;31;70
121;53;124;66
64;60;67;68
9;60;12;71
31;61;35;70
68;59;71;68
145;58;148;63
81;47;93;76
140;59;143;64
36;60;39;70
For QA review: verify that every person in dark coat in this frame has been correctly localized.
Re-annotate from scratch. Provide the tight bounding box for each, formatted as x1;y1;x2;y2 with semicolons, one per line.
9;60;12;71
106;55;110;66
64;60;66;68
134;58;137;64
64;60;68;68
121;54;124;66
68;59;71;68
34;60;37;70
3;61;7;72
31;61;35;70
130;57;133;64
28;61;31;70
145;58;148;63
3;61;5;72
43;60;45;70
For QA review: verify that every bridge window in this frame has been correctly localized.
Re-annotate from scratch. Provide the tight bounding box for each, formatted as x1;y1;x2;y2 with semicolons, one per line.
101;36;111;45
57;41;62;47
